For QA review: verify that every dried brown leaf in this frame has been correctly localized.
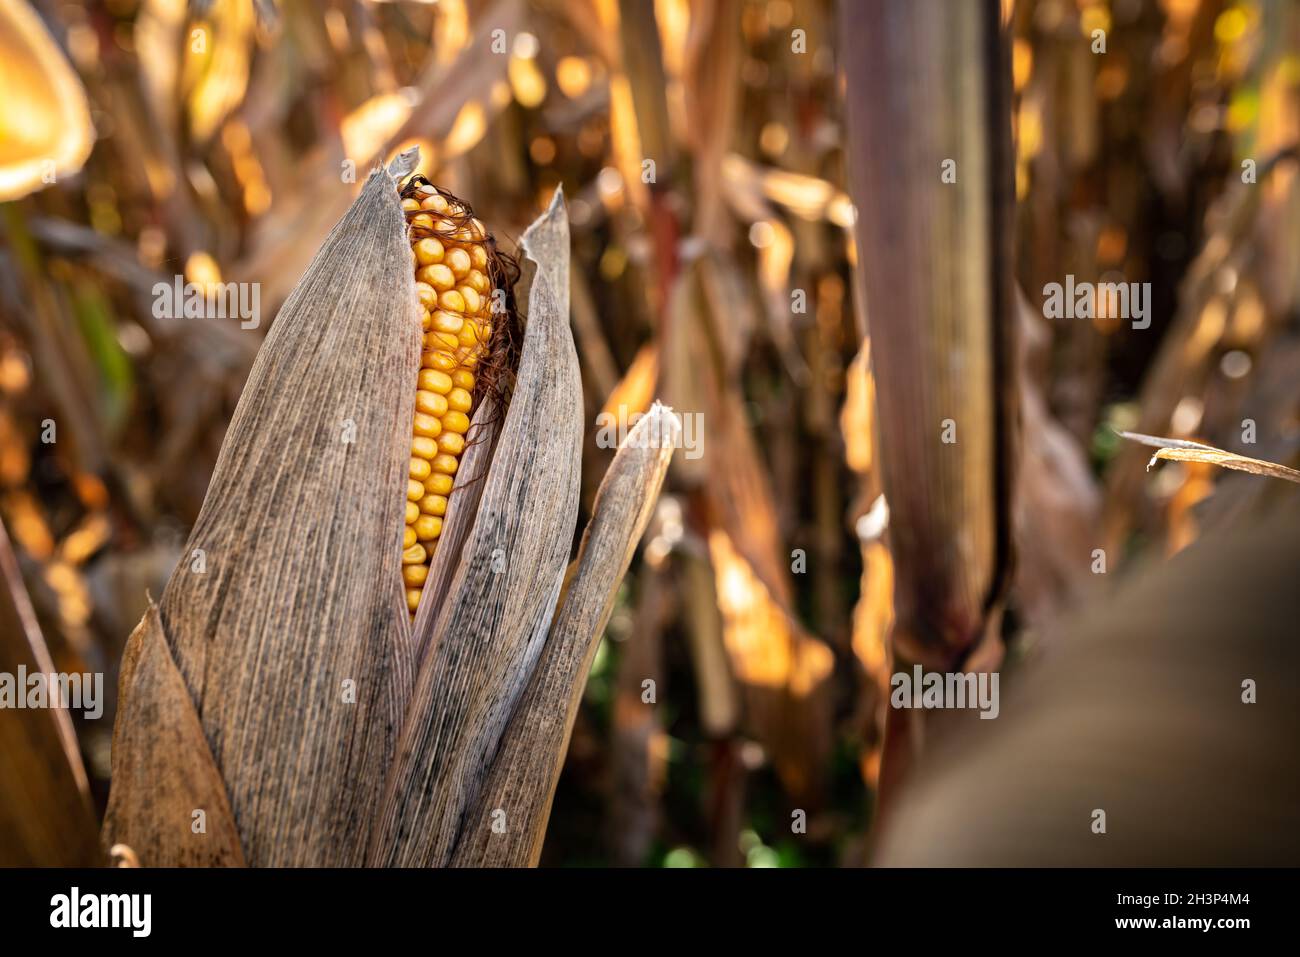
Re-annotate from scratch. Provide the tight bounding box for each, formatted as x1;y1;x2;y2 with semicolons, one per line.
0;519;99;866
0;0;93;200
1148;447;1300;484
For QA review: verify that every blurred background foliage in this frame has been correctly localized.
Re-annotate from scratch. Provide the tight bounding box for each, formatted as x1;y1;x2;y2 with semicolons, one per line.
1;0;1298;866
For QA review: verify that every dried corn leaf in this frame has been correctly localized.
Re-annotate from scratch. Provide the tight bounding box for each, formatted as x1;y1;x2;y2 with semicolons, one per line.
1148;446;1300;484
680;550;739;738
708;526;835;800
105;155;421;866
370;187;584;867
449;403;679;867
0;0;93;200
661;253;833;800
0;520;99;865
601;342;658;420
1119;429;1300;484
182;0;254;142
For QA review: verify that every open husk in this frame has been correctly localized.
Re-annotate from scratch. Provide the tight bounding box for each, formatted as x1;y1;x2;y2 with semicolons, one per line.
103;163;605;868
369;187;585;867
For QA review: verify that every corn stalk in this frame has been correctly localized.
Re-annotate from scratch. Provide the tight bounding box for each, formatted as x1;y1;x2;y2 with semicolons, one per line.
839;0;1018;802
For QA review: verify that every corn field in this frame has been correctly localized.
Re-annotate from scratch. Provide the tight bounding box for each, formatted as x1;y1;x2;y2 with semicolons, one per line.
1;0;1298;877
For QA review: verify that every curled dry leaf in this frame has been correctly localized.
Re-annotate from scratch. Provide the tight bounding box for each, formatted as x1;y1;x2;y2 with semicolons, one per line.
1148;447;1300;484
1119;430;1300;484
369;187;584;867
450;402;680;867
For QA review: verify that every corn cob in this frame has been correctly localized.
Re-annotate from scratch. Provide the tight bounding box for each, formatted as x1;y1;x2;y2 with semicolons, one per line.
398;179;500;617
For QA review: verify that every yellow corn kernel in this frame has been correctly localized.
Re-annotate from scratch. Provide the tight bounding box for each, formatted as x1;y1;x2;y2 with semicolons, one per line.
467;270;490;295
446;387;473;413
442;410;471;435
403;526;416;548
438;289;466;314
411;213;434;231
402;543;427;565
402;564;429;587
401;197;421;213
406;589;422;612
458;322;483;347
421;192;449;213
430;311;464;335
425;351;458;373
413;515;442;540
420;494;448;517
457;286;481;314
412;435;439;459
414;281;437;311
419;263;455;291
427;331;460;350
431;453;459;475
425;473;454;496
419;369;453;394
415;390;449;417
450;369;475;391
414;238;444;265
409;456;431;480
405;501;419;524
413;412;443;438
445;247;471;278
407;479;424;501
437;432;465;456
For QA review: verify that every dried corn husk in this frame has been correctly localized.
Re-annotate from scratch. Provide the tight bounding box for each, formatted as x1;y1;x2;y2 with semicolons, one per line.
450;402;679;867
104;152;421;867
104;157;639;867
